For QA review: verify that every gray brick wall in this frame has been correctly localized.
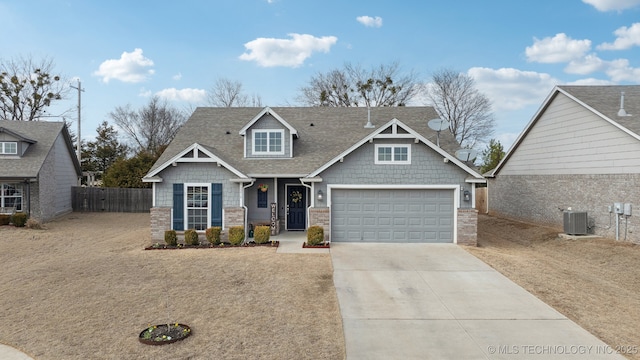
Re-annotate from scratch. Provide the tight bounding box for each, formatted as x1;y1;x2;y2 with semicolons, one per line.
309;207;330;242
150;207;171;242
489;174;640;244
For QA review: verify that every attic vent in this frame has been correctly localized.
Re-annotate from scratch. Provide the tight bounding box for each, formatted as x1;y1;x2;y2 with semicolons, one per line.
618;91;631;117
364;107;375;128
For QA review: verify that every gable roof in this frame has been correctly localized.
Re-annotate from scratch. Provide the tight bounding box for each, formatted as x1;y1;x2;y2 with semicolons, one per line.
489;85;640;177
0;120;81;179
146;106;481;179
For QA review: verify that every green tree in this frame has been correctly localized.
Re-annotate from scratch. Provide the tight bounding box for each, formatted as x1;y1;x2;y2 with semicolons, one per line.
0;56;69;121
102;151;157;188
82;120;128;174
478;139;505;174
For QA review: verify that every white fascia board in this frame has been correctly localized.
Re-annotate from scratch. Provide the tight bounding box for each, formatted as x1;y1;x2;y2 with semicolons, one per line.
247;173;308;178
299;177;323;183
238;107;298;137
230;178;256;183
144;142;248;179
142;176;163;183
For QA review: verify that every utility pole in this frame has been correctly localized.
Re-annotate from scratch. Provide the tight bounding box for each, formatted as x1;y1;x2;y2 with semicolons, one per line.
70;79;84;163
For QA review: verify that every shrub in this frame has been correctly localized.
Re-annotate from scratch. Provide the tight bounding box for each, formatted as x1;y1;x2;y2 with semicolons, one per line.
228;226;245;245
307;225;324;246
165;230;178;246
184;229;199;246
206;226;222;245
254;225;270;244
11;212;27;227
26;218;43;229
0;215;10;226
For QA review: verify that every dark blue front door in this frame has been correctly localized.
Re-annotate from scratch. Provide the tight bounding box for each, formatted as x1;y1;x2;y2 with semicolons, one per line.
287;185;306;230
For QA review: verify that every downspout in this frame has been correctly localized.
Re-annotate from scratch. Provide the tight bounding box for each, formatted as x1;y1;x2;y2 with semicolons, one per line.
241;180;255;244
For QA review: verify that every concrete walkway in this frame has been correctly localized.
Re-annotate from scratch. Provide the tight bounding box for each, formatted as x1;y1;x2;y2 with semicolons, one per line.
330;243;626;360
0;344;35;360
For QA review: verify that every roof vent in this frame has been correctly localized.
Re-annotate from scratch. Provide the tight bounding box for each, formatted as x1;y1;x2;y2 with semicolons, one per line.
364;107;375;128
618;91;631;117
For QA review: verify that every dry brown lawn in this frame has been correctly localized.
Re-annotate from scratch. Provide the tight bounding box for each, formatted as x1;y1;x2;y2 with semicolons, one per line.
467;214;640;360
0;213;345;360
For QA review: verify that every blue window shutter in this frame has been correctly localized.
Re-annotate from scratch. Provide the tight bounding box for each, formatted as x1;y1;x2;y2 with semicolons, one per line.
257;188;268;208
173;183;184;230
211;183;223;227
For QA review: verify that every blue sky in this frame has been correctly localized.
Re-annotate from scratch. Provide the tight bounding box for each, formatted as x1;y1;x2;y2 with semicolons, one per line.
3;0;640;152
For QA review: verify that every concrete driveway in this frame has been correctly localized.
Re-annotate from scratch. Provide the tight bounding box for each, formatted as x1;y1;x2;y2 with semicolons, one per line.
330;243;625;359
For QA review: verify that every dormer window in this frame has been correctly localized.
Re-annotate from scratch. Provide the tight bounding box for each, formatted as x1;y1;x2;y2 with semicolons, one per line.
253;130;284;155
0;142;17;155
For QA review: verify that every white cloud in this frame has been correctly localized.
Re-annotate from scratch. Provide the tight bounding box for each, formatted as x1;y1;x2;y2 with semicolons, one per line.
598;23;640;50
525;33;591;63
468;67;560;111
138;88;152;97
565;54;607;74
93;48;155;83
356;16;383;28
172;72;182;81
605;58;640;82
582;0;640;11
239;33;338;68
567;78;614;85
156;88;207;103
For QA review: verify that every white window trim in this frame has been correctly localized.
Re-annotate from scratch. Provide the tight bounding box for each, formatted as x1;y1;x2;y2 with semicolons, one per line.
374;144;411;164
252;129;285;155
0;142;17;155
184;183;210;231
0;183;23;212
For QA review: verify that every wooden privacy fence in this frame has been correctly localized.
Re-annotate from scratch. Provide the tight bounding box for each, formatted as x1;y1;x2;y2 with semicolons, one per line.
475;187;488;214
72;187;152;213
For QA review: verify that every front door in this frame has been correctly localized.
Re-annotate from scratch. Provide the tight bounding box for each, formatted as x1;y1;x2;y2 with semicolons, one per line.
286;185;306;230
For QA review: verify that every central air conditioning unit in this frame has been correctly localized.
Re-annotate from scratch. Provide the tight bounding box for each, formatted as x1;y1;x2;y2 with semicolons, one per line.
563;211;588;235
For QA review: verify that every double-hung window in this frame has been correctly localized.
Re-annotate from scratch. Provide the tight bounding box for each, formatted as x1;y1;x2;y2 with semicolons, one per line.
1;183;23;211
0;142;17;155
253;130;284;155
185;184;209;231
375;144;411;164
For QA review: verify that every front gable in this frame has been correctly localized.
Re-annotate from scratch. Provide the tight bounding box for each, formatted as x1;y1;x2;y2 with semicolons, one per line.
239;107;298;159
0;127;37;157
308;118;483;180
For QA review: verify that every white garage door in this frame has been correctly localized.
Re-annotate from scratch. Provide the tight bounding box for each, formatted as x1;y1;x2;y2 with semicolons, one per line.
331;189;454;243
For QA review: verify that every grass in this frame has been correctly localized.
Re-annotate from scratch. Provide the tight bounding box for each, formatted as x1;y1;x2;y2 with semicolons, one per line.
0;213;345;360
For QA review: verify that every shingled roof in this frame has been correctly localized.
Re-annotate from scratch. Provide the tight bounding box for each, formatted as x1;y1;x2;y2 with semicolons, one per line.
148;106;467;178
0;120;81;179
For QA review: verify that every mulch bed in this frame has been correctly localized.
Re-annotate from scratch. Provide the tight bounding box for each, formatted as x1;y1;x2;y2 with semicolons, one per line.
302;242;330;248
144;241;279;250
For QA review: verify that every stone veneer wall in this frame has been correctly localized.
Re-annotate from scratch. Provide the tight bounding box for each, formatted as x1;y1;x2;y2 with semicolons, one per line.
457;208;478;246
224;207;245;229
309;207;330;242
150;207;171;242
489;174;640;244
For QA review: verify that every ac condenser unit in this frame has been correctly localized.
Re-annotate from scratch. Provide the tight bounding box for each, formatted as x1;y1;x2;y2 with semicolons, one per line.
563;211;588;235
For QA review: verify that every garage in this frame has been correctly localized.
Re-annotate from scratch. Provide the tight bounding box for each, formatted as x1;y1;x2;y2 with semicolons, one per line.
330;188;454;243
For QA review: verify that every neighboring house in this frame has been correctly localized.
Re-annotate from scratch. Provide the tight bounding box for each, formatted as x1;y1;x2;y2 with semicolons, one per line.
0;120;81;222
487;85;640;244
143;107;484;245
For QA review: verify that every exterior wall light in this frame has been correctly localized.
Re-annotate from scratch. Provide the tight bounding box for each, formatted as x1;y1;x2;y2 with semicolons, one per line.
317;189;323;202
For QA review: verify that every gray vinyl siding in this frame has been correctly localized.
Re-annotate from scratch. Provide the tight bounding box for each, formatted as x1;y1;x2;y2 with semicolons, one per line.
154;163;240;208
244;114;292;159
317;139;470;206
501;93;640;175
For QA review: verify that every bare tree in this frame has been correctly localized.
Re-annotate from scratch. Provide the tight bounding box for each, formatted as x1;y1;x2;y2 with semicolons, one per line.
297;62;419;107
0;56;69;121
426;68;495;148
207;78;262;107
109;96;187;155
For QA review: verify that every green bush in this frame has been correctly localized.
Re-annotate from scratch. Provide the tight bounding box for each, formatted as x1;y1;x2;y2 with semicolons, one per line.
165;230;178;246
184;229;199;246
254;225;270;244
11;212;27;227
306;225;324;246
0;214;10;226
206;226;222;245
228;226;245;245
